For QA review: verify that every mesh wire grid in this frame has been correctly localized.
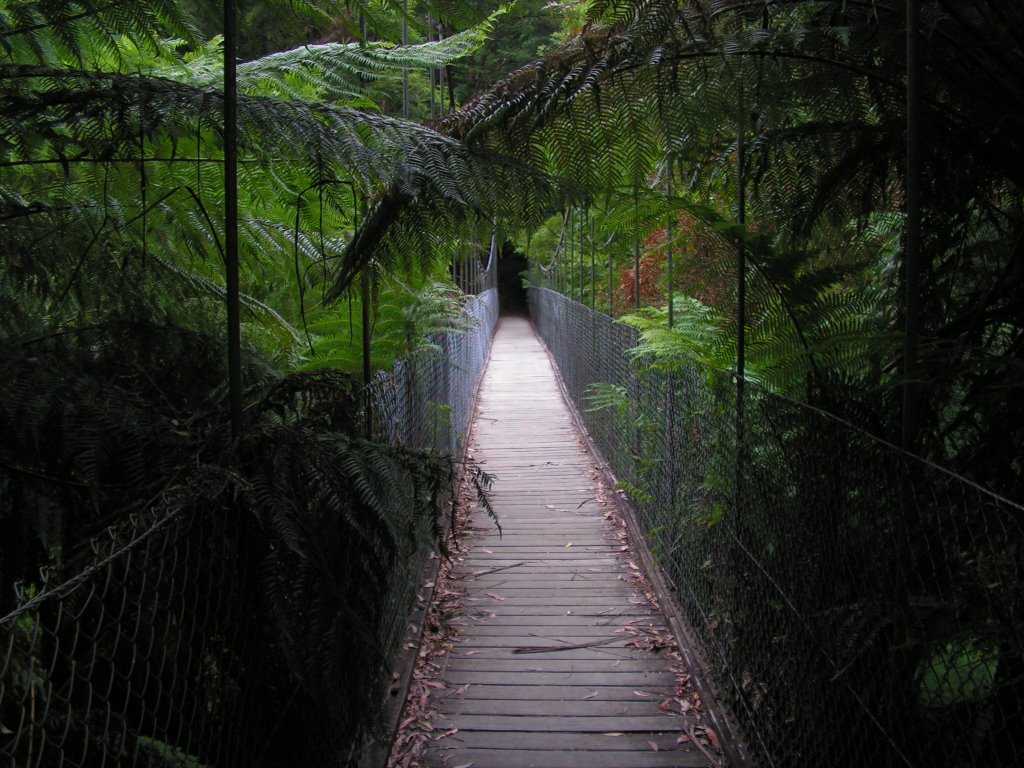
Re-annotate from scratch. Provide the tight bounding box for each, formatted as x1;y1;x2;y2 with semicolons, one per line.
530;286;1024;768
0;288;498;768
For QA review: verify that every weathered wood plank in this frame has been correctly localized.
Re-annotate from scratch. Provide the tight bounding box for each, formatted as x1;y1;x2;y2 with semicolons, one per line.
439;699;685;717
456;614;660;627
459;607;657;618
461;596;650;606
442;670;678;686
461;576;634;587
425;746;708;768
430;730;698;752
445;658;670;673
432;714;685;733
437;684;677;701
457;627;655;641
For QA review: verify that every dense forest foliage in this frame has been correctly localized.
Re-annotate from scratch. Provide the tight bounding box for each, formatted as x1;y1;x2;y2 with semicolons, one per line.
2;0;1022;764
0;0;510;761
348;0;1024;501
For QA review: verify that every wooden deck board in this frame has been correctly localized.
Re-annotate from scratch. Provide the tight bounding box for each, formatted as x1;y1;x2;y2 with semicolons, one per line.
426;747;707;768
436;684;679;701
432;730;698;751
420;316;714;768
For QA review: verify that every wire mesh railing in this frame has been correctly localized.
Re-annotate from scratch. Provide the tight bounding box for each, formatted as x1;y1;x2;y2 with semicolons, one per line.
530;286;1024;768
0;288;498;768
366;288;498;683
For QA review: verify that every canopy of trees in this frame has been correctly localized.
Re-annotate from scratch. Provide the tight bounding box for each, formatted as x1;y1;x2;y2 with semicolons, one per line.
348;0;1024;500
1;0;1021;763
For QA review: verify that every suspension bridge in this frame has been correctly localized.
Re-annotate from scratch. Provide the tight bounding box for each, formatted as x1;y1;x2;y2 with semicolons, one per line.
2;281;1022;768
408;314;728;767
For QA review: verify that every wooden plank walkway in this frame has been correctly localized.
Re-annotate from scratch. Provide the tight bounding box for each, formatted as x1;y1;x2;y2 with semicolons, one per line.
422;315;716;768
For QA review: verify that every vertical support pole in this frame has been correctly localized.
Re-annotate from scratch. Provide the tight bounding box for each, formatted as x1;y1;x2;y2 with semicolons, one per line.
608;237;614;315
224;0;243;438
590;212;596;311
666;160;674;329
556;248;561;294
428;14;436;120
633;223;641;310
555;239;560;294
359;11;372;439
903;0;921;452
437;26;447;118
561;211;568;296
894;0;923;667
580;204;586;304
436;26;444;121
490;229;498;292
402;0;409;119
139;107;148;264
735;81;747;532
630;191;642;484
361;268;372;437
569;207;575;301
663;151;679;548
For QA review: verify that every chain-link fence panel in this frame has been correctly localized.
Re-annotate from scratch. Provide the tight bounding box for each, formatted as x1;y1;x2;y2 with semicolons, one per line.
366;288;497;681
0;288;498;768
530;286;1024;768
1;499;258;768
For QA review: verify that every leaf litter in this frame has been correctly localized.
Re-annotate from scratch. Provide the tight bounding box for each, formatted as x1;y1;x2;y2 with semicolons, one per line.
387;476;479;768
387;446;725;766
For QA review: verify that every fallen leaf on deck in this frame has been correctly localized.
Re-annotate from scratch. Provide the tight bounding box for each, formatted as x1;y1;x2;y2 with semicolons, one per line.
602;732;625;737
648;741;659;752
633;690;651;697
484;592;505;601
704;727;720;749
564;542;573;547
583;691;598;700
482;548;493;554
